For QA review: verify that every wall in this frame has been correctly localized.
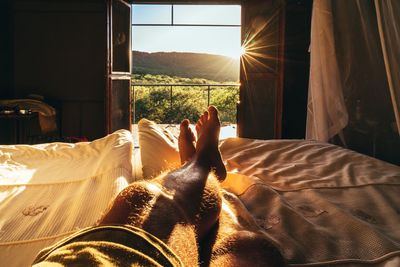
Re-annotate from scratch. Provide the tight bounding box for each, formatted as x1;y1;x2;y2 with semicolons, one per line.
9;0;107;141
0;0;14;98
0;1;15;143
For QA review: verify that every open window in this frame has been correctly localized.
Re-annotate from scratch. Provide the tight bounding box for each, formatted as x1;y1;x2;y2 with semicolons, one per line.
107;0;285;140
131;4;241;138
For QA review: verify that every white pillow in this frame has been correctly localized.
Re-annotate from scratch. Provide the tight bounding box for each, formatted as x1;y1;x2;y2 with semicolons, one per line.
137;119;180;179
0;129;135;267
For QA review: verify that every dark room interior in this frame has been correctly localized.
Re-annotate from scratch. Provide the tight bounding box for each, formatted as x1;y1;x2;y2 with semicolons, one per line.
1;1;399;266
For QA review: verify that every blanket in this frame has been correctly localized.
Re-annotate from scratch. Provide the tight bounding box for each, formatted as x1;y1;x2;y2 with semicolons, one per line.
220;138;400;266
137;120;400;266
0;130;134;266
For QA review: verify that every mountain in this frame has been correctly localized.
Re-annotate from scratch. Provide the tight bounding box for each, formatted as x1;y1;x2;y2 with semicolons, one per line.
132;51;239;82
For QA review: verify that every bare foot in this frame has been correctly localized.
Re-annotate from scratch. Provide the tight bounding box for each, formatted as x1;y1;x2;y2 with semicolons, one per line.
178;119;196;164
195;106;227;181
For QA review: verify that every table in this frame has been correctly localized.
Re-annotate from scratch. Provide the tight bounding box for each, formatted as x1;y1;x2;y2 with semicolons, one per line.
0;112;39;144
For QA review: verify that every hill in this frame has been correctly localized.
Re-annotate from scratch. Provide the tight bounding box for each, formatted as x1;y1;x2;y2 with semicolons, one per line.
132;51;239;82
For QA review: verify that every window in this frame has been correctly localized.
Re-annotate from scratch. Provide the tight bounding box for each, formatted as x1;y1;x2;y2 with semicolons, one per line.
131;4;241;139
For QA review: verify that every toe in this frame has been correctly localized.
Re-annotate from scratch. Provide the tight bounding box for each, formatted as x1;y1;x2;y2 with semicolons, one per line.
202;111;208;122
208;106;218;119
180;119;189;128
180;119;190;133
186;125;195;141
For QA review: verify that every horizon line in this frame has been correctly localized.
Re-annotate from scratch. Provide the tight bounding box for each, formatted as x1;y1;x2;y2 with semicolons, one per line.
132;50;240;60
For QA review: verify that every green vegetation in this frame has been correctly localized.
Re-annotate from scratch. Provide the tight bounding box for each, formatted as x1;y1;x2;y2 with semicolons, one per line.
132;51;240;82
132;74;239;124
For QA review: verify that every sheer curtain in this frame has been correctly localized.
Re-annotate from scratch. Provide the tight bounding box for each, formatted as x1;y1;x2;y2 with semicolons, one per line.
306;0;348;142
375;0;400;136
306;0;400;163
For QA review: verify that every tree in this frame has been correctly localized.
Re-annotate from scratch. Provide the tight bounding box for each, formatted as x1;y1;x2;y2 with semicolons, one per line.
133;75;239;124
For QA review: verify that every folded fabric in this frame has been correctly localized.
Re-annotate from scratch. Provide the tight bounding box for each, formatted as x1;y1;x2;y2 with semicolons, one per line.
0;130;135;267
0;99;57;133
220;138;400;266
32;225;183;267
138;119;181;179
135;124;400;266
137;119;231;179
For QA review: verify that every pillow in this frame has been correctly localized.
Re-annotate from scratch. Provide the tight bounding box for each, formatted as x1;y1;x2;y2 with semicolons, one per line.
137;119;237;179
137;119;180;179
0;129;135;267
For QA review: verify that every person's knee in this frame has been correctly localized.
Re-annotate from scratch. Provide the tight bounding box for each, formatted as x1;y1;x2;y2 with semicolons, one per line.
210;230;286;267
99;181;157;225
100;172;222;242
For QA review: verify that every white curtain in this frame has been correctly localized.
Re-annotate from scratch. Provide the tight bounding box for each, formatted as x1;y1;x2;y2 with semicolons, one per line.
306;0;347;142
375;0;400;135
306;0;400;142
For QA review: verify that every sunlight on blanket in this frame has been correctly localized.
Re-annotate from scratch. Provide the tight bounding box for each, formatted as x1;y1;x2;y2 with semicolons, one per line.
114;176;130;193
0;169;36;185
0;186;26;203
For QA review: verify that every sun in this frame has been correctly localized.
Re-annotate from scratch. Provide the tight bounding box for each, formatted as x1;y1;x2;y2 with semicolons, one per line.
228;46;247;59
239;46;247;57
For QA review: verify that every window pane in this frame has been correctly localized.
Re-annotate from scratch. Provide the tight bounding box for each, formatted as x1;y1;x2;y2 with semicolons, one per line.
132;4;171;24
132;26;241;59
173;5;241;25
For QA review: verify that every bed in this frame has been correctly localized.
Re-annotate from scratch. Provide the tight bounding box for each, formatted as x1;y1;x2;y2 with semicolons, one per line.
1;122;400;266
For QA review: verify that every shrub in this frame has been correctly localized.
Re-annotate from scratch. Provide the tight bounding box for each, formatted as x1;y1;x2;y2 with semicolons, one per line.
132;75;238;124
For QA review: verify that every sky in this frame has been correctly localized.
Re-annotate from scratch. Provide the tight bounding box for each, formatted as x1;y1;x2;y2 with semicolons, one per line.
131;5;242;59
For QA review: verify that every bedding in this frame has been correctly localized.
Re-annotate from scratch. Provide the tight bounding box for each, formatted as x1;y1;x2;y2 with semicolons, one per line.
220;138;400;266
1;122;399;266
137;121;400;266
137;119;181;179
0;130;135;266
32;225;183;267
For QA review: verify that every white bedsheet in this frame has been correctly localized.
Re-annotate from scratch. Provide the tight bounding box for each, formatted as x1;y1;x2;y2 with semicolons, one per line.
2;131;399;266
135;120;400;266
220;138;400;266
0;130;134;266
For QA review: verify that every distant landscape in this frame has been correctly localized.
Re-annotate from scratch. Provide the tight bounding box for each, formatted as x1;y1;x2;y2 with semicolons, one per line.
132;51;240;82
132;51;239;124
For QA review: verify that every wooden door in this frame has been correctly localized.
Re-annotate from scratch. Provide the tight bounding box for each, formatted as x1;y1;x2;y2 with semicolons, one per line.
106;0;132;133
238;0;285;139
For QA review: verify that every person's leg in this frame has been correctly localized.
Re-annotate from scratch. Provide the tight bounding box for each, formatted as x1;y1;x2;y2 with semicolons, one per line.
201;191;287;267
168;108;285;267
99;106;225;266
195;108;227;181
